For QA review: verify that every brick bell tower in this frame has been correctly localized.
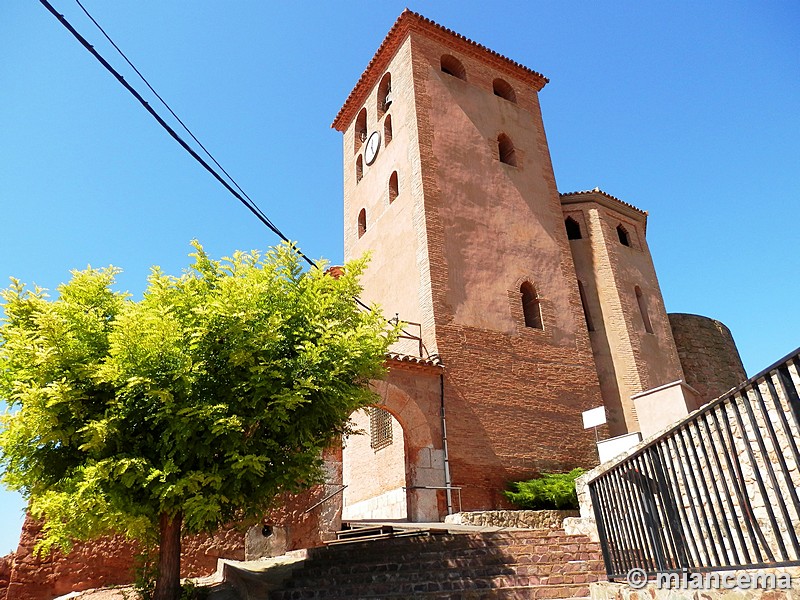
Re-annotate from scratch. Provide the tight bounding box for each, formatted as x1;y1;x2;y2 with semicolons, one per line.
333;11;603;511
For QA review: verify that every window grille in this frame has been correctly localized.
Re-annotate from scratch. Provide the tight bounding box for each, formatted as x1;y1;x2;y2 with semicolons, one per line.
370;407;393;450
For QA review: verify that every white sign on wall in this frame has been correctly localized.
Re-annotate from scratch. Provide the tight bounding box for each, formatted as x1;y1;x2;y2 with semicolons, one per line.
582;406;607;429
597;432;642;463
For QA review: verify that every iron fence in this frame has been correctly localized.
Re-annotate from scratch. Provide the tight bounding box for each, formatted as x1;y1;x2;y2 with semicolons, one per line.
589;347;800;580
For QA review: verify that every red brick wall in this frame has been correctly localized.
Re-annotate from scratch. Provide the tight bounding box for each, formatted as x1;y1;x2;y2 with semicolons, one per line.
339;27;605;518
2;513;246;600
407;34;602;508
2;487;341;600
0;555;12;600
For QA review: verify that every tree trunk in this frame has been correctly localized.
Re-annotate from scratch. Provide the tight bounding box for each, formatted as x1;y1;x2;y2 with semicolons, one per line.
153;511;183;600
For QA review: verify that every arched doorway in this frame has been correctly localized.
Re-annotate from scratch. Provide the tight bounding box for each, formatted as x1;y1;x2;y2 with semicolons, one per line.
342;406;408;520
341;367;445;523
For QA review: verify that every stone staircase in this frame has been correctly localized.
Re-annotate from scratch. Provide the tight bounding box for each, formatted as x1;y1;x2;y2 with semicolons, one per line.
255;528;605;599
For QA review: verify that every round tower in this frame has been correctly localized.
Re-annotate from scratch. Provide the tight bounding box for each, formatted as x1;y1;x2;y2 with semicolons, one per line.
668;313;746;402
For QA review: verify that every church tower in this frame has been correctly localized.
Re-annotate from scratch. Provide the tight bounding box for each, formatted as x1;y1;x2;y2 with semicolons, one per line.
333;11;602;510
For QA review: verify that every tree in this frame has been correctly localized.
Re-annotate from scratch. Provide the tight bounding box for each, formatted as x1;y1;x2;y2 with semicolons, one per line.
0;242;397;600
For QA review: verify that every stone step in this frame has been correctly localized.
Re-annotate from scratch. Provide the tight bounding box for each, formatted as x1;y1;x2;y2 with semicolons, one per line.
297;546;602;574
317;531;596;551
281;565;517;589
295;555;605;580
282;561;604;590
304;534;599;565
270;580;594;599
252;530;605;600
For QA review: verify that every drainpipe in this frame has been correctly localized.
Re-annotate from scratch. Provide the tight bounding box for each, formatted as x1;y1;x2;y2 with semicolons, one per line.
440;373;453;515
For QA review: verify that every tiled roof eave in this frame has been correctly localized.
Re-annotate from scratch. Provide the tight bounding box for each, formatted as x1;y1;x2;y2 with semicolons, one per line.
332;10;549;132
560;189;648;218
385;352;443;369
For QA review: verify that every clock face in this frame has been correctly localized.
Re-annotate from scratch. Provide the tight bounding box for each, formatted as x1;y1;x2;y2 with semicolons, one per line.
364;131;381;165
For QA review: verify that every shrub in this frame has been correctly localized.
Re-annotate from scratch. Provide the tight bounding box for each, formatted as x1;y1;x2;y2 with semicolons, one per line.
503;468;586;510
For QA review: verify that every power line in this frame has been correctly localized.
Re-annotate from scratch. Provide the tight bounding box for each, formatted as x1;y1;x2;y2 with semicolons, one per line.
38;0;385;318
39;0;314;267
72;0;280;239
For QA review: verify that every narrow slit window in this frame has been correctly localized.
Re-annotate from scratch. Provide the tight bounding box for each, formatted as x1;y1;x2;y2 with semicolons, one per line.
565;217;582;240
356;155;363;183
617;224;630;247
389;171;399;203
578;281;594;332
635;286;653;334
370;407;393;450
377;72;392;116
520;282;542;329
493;78;516;103
440;54;466;80
384;114;393;145
498;133;517;166
354;108;367;153
358;208;367;239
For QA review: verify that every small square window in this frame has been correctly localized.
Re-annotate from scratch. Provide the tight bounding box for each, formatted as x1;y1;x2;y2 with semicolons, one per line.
370;407;393;450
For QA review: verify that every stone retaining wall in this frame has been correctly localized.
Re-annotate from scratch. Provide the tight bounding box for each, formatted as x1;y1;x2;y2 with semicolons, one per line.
669;313;747;403
445;509;578;529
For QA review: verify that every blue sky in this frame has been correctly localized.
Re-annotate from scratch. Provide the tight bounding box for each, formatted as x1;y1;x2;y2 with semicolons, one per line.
0;1;797;555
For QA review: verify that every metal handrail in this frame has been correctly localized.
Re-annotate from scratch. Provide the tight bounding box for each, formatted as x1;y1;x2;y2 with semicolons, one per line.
303;484;348;514
589;348;800;580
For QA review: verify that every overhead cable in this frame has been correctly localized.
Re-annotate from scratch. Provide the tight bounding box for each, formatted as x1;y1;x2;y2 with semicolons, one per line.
72;0;280;237
39;0;386;318
39;0;313;267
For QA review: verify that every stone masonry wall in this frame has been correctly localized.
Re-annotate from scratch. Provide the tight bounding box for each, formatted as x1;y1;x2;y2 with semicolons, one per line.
445;509;579;529
669;313;747;402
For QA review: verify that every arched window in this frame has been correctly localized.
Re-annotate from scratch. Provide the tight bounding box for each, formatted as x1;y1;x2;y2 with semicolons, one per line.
389;171;399;203
493;78;516;103
565;217;582;240
377;72;392;117
358;208;367;238
635;286;653;334
355;155;363;183
440;54;466;80
617;224;630;247
384;114;393;146
354;108;367;153
498;133;517;166
520;282;542;329
578;281;594;332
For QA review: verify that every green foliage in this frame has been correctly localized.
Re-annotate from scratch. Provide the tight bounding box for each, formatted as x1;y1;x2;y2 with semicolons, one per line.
503;468;586;510
129;547;206;600
178;581;208;600
132;549;158;600
0;242;398;556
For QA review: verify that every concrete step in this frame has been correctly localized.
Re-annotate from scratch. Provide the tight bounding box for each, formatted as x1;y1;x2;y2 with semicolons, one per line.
195;554;307;600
